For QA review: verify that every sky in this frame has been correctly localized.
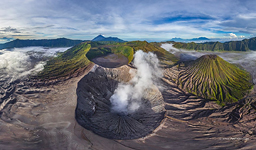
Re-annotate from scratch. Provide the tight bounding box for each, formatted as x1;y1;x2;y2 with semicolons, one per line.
0;0;256;43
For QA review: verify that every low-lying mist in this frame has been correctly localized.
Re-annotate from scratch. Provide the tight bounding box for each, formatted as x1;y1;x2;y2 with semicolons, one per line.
110;50;162;114
0;47;70;82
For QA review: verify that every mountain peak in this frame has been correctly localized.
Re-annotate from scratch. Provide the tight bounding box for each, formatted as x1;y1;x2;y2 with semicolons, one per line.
191;37;210;40
91;35;125;42
200;54;218;60
92;35;105;41
178;54;253;104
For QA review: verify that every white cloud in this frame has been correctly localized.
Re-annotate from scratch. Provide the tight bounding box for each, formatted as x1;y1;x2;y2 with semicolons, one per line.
239;35;245;38
0;46;70;82
238;13;256;20
0;0;255;40
229;33;237;38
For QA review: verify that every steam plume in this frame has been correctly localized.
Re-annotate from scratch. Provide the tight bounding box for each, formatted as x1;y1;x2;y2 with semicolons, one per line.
110;50;162;114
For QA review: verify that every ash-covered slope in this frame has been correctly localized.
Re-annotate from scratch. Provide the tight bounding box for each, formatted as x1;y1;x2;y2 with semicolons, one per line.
178;55;253;104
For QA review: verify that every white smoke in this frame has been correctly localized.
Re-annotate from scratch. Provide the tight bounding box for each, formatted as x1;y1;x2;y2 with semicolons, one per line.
110;50;162;114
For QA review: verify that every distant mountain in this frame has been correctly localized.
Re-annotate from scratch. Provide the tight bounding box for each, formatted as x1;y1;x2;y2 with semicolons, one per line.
169;37;185;42
0;38;85;50
169;37;210;42
92;35;125;42
92;35;105;41
190;37;210;41
173;37;256;51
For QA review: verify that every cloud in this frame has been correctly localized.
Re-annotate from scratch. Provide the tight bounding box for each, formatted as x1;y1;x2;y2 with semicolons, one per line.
0;46;70;82
1;37;12;40
0;51;36;81
14;46;70;57
0;37;14;43
229;33;237;38
0;0;255;40
0;27;20;33
161;43;180;52
219;12;256;35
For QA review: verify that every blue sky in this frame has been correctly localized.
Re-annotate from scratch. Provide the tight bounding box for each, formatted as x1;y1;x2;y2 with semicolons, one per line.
0;0;255;43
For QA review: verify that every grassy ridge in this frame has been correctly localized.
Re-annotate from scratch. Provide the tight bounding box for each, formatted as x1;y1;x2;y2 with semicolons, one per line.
86;41;178;64
37;42;91;79
178;55;253;105
126;41;179;63
37;41;178;79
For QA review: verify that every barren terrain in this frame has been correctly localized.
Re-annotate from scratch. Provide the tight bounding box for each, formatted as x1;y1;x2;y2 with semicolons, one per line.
0;63;255;150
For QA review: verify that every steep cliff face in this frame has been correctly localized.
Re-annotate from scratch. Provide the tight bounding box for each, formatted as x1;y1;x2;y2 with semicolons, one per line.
177;55;253;104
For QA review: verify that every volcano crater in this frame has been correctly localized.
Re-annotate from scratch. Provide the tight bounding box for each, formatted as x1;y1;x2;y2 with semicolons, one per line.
75;66;165;140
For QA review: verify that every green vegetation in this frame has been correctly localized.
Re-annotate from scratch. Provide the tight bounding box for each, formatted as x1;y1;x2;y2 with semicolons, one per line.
86;47;112;60
111;46;134;63
126;41;179;64
173;37;256;51
86;41;178;64
37;42;91;79
86;44;134;63
178;55;253;105
37;40;178;79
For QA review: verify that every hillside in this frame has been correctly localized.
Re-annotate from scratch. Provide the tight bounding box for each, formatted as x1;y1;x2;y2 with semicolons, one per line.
173;37;256;51
177;55;253;105
126;41;179;64
36;42;92;79
0;38;84;49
